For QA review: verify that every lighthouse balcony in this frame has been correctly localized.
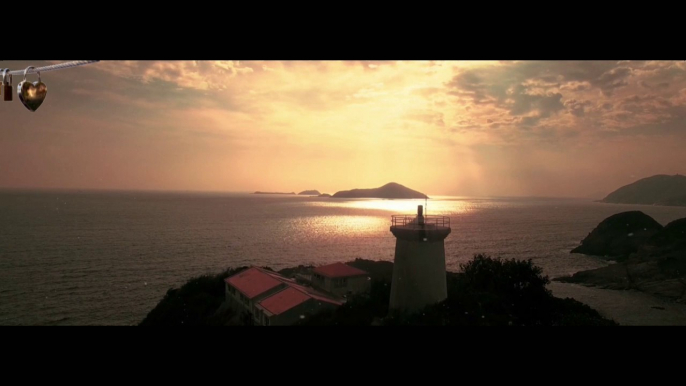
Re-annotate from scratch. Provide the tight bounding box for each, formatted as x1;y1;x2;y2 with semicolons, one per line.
390;215;451;241
391;215;450;230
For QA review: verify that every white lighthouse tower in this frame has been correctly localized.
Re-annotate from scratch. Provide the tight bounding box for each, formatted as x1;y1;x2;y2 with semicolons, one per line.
389;205;451;313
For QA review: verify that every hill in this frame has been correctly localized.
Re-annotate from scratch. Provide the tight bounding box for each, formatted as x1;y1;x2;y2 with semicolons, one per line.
298;190;321;195
601;174;686;206
570;211;663;258
253;191;295;195
332;182;428;199
560;212;686;302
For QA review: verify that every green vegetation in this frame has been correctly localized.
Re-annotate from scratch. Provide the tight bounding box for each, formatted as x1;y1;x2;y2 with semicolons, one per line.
299;255;617;326
141;256;617;326
139;267;245;326
601;174;686;206
560;213;686;301
570;211;663;258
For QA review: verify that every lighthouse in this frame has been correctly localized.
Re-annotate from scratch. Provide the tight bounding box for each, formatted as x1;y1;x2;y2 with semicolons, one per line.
389;205;451;313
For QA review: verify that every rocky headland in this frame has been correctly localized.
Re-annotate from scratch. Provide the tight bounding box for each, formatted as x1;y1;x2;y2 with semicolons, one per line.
557;211;686;302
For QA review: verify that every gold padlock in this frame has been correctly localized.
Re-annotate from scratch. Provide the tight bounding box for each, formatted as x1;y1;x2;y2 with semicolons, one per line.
17;66;48;112
2;69;12;101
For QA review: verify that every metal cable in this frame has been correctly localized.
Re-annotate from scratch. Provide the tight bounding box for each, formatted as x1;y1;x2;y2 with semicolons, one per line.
3;60;100;76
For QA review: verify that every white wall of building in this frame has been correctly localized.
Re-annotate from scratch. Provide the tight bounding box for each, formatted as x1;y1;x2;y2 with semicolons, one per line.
312;273;371;297
390;239;447;313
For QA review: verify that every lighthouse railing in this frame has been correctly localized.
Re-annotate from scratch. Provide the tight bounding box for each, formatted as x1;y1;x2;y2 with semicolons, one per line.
391;215;450;229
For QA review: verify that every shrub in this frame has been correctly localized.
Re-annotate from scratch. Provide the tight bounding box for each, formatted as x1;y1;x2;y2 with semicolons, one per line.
139;267;246;326
461;254;551;301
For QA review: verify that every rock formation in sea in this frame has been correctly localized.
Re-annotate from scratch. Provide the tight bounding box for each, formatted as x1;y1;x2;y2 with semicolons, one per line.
570;211;663;258
558;212;686;302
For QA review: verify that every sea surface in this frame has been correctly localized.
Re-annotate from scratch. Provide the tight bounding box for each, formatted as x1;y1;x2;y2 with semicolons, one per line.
1;190;686;326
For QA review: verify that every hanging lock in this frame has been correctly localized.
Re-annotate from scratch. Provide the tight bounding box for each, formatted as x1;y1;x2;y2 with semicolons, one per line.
2;69;11;101
17;66;47;112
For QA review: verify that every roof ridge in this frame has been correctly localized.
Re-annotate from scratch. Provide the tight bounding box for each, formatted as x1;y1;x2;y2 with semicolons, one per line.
313;262;369;278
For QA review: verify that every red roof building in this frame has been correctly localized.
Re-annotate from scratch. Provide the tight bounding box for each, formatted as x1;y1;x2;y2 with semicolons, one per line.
258;287;310;316
311;263;371;297
313;262;368;278
226;267;284;299
225;266;342;326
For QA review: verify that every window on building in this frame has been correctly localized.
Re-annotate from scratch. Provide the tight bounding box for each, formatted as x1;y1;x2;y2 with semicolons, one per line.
334;278;348;288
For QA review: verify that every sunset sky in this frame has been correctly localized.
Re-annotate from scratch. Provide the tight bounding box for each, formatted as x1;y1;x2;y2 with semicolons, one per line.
1;60;685;197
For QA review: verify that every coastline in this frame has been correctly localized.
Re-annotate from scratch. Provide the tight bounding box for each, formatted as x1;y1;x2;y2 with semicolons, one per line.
548;282;686;325
554;209;686;325
141;258;618;326
597;200;686;208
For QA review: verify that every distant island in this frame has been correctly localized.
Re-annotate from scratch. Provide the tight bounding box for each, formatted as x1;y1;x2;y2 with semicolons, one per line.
318;193;331;197
600;174;686;206
298;190;321;196
253;191;295;195
332;182;428;199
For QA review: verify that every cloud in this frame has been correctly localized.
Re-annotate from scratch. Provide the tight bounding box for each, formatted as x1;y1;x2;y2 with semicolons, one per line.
3;60;686;197
403;110;445;126
93;61;254;90
444;60;686;142
594;67;632;95
564;99;593;117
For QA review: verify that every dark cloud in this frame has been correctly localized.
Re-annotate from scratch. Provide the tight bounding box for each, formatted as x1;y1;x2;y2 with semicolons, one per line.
594;67;632;95
444;61;686;139
520;116;540;127
564;99;593;117
508;84;564;117
447;71;493;104
561;81;591;91
446;65;565;127
617;94;675;115
639;80;670;89
446;61;636;105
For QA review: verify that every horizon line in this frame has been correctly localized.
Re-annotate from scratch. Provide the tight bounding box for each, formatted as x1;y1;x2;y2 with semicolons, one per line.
0;185;600;201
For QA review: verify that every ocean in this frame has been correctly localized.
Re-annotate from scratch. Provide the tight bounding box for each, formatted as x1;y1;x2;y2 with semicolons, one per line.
2;190;686;326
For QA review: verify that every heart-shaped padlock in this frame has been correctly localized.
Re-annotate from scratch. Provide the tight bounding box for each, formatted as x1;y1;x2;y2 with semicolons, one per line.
17;66;47;112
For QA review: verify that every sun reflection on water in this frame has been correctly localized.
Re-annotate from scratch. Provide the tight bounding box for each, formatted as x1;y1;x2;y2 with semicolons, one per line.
285;197;500;239
284;215;389;238
318;215;387;234
307;196;475;215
